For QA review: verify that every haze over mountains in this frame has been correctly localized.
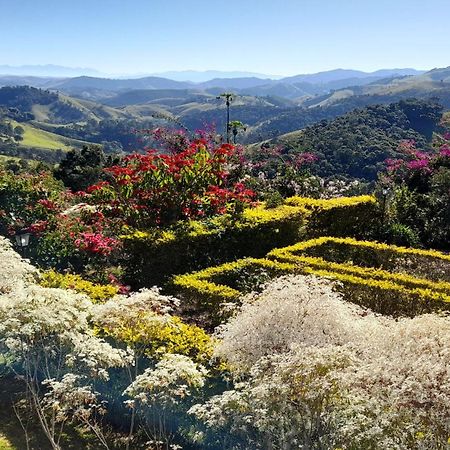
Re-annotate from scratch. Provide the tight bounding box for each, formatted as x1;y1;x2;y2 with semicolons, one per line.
0;65;427;102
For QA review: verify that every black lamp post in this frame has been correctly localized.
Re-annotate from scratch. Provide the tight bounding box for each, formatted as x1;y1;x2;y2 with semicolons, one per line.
15;229;31;253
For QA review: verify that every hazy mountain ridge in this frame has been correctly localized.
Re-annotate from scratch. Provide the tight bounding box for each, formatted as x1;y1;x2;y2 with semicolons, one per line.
0;64;102;77
0;67;429;102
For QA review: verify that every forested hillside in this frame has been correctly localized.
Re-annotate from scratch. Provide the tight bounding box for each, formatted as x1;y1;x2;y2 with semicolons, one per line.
264;99;443;180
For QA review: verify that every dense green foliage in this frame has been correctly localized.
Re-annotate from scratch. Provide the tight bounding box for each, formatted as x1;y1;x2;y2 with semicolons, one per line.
381;138;450;249
275;100;442;180
0;86;57;111
54;145;109;192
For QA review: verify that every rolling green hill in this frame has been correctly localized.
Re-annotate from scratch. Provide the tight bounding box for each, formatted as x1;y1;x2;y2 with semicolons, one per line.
8;120;89;151
302;67;450;110
1;78;450;161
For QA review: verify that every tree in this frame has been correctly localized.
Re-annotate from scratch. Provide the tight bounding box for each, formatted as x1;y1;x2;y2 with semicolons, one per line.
54;145;107;192
229;120;246;144
14;125;24;141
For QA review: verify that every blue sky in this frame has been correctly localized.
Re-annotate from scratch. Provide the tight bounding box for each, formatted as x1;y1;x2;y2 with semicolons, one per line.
1;0;449;76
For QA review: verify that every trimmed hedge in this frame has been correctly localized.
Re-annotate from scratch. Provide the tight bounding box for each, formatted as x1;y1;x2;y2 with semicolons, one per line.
40;270;119;302
122;196;377;288
268;236;450;282
173;258;297;306
172;238;450;320
285;196;379;238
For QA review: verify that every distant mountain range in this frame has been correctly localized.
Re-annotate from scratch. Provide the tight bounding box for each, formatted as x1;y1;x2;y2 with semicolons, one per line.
0;66;431;103
150;70;282;82
1;66;449;161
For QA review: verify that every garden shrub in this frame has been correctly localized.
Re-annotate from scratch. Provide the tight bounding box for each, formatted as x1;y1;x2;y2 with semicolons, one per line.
88;140;255;228
381;138;450;249
173;237;450;318
191;275;450;449
285;195;378;237
123;195;376;288
94;288;214;364
40;269;119;302
269;236;450;281
172;258;297;324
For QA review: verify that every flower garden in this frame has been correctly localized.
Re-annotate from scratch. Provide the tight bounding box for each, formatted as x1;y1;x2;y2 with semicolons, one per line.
1;131;450;449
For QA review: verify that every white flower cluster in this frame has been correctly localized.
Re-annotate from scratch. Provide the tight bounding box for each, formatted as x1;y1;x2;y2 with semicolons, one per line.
0;282;130;380
192;275;450;449
93;286;179;330
0;236;38;293
319;178;365;199
124;354;207;408
0;239;206;448
42;373;104;423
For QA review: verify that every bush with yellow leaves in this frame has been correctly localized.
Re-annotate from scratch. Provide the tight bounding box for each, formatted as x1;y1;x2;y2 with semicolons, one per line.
40;269;119;302
122;195;376;288
94;288;213;363
173;237;450;318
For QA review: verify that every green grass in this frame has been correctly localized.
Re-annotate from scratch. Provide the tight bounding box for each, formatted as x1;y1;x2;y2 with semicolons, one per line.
9;120;89;152
0;155;20;163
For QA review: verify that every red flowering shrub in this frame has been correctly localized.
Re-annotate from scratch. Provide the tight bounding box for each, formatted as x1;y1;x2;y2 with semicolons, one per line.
74;232;119;256
0;170;68;236
0;132;255;281
88;140;255;227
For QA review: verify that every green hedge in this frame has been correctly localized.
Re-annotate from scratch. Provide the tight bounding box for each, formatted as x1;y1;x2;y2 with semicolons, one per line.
122;196;377;288
172;238;450;323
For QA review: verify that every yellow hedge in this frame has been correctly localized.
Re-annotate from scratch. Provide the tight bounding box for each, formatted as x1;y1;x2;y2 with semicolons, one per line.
268;236;450;263
123;195;377;288
100;311;213;363
284;195;376;210
40;270;119;302
172;258;298;310
172;238;450;318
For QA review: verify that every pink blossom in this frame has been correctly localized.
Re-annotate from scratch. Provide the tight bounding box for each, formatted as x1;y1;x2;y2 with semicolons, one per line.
385;158;404;172
37;199;57;210
406;159;430;172
294;152;318;168
74;232;119;256
439;144;450;158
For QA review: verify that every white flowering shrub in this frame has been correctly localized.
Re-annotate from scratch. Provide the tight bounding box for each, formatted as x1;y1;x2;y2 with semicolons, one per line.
124;354;207;406
42;373;113;448
191;275;450;449
0;284;130;379
94;287;179;323
0;236;38;293
214;275;382;370
124;354;207;448
0;239;131;449
0;239;212;449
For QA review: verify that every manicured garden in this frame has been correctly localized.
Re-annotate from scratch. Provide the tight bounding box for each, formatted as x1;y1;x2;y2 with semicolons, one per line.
0;129;449;449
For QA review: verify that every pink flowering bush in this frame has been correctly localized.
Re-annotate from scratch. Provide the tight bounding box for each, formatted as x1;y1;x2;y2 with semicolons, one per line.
380;137;450;249
74;232;119;256
242;144;320;199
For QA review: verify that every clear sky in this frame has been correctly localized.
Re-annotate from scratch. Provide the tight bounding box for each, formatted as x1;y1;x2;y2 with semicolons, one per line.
1;0;449;76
